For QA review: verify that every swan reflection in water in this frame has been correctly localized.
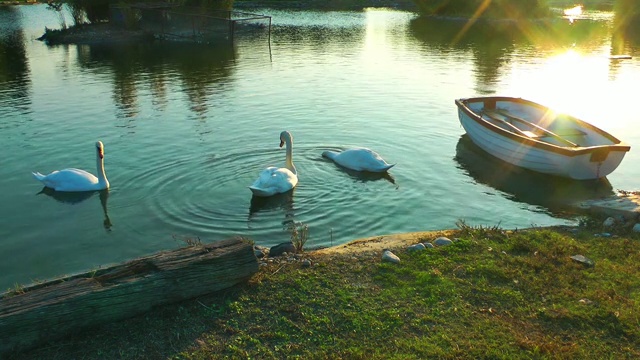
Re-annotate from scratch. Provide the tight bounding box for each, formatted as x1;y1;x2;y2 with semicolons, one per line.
248;189;296;228
36;188;113;231
249;189;294;216
324;159;398;187
454;135;614;215
340;167;397;187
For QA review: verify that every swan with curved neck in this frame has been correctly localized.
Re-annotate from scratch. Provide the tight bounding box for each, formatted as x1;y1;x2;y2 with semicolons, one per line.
322;147;395;173
249;131;298;197
32;141;110;192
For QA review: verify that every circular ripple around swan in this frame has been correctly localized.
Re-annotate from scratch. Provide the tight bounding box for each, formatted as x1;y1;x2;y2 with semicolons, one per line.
293;146;409;246
115;145;410;248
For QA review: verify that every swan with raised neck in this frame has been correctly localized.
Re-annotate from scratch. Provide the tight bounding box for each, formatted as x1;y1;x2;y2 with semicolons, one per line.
32;141;110;192
249;131;298;197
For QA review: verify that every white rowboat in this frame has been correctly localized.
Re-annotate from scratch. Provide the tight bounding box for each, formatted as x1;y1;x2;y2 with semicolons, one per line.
455;96;630;180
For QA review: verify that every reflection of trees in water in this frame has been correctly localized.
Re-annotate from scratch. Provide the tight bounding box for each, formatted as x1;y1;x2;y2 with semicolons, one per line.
172;43;237;118
150;74;168;110
611;1;640;54
114;69;139;118
272;25;364;52
613;0;640;38
409;16;610;93
409;17;515;94
73;42;237;119
609;7;640;79
0;7;31;113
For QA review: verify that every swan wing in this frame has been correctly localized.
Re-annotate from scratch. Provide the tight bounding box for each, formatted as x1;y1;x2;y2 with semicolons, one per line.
250;167;298;197
334;148;395;172
33;168;100;192
252;167;278;186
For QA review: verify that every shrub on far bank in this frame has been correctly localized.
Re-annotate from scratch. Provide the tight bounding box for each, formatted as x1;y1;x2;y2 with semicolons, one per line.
614;0;640;27
414;0;551;19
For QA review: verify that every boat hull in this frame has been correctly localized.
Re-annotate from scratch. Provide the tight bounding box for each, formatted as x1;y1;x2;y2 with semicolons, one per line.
455;97;630;180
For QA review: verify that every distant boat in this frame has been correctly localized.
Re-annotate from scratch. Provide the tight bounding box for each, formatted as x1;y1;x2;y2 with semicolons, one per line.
608;55;632;60
455;96;630;180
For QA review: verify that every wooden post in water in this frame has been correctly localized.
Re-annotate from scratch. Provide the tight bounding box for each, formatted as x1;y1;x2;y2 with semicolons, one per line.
0;237;258;356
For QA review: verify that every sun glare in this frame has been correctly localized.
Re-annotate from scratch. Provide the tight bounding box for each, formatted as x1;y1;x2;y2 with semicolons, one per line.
535;50;600;110
506;49;617;123
563;5;583;23
564;5;583;17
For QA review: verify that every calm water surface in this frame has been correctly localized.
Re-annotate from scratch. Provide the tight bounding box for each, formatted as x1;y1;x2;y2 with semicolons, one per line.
1;5;639;289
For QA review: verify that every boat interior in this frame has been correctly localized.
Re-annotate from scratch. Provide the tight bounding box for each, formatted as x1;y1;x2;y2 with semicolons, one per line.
465;98;611;148
481;108;585;147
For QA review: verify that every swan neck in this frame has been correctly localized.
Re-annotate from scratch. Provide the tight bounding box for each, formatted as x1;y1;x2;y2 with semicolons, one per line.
96;153;108;185
284;136;296;174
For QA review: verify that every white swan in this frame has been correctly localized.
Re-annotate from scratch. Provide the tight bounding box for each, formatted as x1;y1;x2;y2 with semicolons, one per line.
249;131;298;197
322;147;395;173
32;141;110;192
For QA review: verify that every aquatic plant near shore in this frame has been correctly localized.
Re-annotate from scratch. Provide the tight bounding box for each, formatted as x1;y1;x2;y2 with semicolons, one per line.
288;221;309;252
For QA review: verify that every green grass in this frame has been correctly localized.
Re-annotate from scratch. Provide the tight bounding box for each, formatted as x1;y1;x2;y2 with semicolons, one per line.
6;221;640;359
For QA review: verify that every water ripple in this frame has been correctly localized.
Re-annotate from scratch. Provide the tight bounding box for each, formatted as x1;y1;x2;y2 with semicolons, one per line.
114;144;403;247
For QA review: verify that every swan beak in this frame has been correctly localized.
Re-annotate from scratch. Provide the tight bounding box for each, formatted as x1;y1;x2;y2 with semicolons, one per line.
279;140;284;148
98;147;104;159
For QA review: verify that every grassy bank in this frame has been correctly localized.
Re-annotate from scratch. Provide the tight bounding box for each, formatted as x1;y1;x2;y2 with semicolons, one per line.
7;220;640;359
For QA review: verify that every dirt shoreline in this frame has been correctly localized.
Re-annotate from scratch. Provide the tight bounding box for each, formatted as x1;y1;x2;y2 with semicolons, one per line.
309;229;457;256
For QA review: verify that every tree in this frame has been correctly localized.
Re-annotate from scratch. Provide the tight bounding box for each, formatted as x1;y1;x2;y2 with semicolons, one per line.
413;0;550;19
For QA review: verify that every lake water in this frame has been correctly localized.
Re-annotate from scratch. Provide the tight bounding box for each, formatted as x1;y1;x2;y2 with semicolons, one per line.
1;4;639;290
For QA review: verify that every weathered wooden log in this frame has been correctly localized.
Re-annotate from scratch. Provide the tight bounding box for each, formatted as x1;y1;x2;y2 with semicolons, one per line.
0;237;258;356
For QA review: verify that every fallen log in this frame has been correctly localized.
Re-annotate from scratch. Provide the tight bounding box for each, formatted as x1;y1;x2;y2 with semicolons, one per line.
0;237;258;356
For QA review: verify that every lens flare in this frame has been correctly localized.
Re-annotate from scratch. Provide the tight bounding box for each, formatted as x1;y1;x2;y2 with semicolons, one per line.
564;5;583;23
564;5;583;17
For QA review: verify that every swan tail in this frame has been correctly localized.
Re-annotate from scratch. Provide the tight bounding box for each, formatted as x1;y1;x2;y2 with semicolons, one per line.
249;186;273;197
322;151;339;161
375;163;395;172
32;172;46;182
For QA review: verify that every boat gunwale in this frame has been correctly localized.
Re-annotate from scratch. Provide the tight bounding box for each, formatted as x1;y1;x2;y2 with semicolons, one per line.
455;96;631;157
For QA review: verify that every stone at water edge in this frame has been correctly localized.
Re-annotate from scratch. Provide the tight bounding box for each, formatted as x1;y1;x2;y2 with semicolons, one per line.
407;243;426;252
382;249;400;264
433;237;453;246
603;217;616;227
269;242;295;257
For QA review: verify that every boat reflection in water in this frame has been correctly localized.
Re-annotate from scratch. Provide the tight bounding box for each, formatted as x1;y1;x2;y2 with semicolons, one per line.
36;188;113;230
454;135;614;216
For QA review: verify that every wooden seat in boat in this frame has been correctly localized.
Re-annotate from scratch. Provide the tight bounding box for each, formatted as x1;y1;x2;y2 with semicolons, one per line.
482;108;579;147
